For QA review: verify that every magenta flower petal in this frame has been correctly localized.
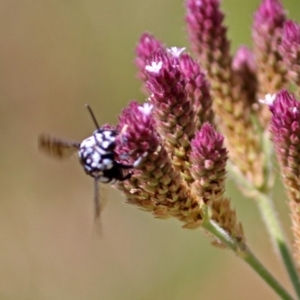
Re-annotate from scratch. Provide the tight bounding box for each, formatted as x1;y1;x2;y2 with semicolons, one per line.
270;90;300;181
252;0;287;124
280;20;300;86
190;123;227;201
135;33;163;83
186;0;230;71
269;89;300;266
179;53;214;128
118;101;158;159
145;48;197;181
232;46;258;109
117;100;202;222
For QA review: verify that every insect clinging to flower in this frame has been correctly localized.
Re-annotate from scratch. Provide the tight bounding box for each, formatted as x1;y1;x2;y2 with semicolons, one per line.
38;104;133;220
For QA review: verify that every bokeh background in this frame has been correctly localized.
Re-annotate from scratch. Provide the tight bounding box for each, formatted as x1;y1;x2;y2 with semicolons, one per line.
1;0;300;299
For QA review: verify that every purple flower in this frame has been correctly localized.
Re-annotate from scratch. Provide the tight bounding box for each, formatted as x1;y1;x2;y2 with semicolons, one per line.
280;20;300;85
270;90;300;199
190;123;227;202
189;124;244;242
145;49;186;108
145;48;197;181
179;53;214;128
232;46;256;74
116;100;202;221
270;90;300;141
282;20;300;45
269;89;300;265
253;0;285;34
185;0;230;71
117;101;157;160
185;0;264;188
252;0;287;124
232;46;258;108
135;33;163;83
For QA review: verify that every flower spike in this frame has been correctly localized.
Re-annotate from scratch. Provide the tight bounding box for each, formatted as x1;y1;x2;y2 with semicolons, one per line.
232;46;258;110
135;33;163;84
179;53;214;130
269;89;300;269
145;48;197;182
279;20;300;96
252;0;287;125
117;101;203;224
186;0;264;188
190;124;244;244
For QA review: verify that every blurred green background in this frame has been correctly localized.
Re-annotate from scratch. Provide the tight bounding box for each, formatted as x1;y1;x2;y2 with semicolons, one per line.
1;0;300;299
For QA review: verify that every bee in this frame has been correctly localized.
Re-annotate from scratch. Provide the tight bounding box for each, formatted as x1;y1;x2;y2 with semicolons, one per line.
38;105;133;220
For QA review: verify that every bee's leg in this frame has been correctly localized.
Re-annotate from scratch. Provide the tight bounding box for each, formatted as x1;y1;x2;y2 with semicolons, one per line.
119;172;132;181
114;164;133;182
116;162;133;169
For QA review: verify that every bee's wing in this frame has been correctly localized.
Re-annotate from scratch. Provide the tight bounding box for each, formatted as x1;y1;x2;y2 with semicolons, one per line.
94;179;108;220
38;134;80;159
93;180;109;236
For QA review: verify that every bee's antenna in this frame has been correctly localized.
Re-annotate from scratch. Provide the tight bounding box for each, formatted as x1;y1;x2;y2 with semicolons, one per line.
85;104;100;130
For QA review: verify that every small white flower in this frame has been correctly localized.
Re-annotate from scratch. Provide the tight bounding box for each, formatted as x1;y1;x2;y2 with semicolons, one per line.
138;102;153;115
259;93;277;106
167;47;186;58
145;61;162;73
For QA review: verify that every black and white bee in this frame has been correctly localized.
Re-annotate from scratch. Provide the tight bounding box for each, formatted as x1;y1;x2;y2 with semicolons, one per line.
38;105;133;220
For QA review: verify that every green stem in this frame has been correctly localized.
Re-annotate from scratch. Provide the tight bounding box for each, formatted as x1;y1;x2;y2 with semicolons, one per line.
228;162;300;299
202;219;295;300
256;192;300;299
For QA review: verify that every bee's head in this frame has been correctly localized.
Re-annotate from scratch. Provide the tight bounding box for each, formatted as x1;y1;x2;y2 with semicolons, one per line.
78;105;118;178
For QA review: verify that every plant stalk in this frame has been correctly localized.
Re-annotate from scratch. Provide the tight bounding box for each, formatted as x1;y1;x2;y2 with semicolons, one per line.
256;192;300;299
228;161;300;299
202;219;295;300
